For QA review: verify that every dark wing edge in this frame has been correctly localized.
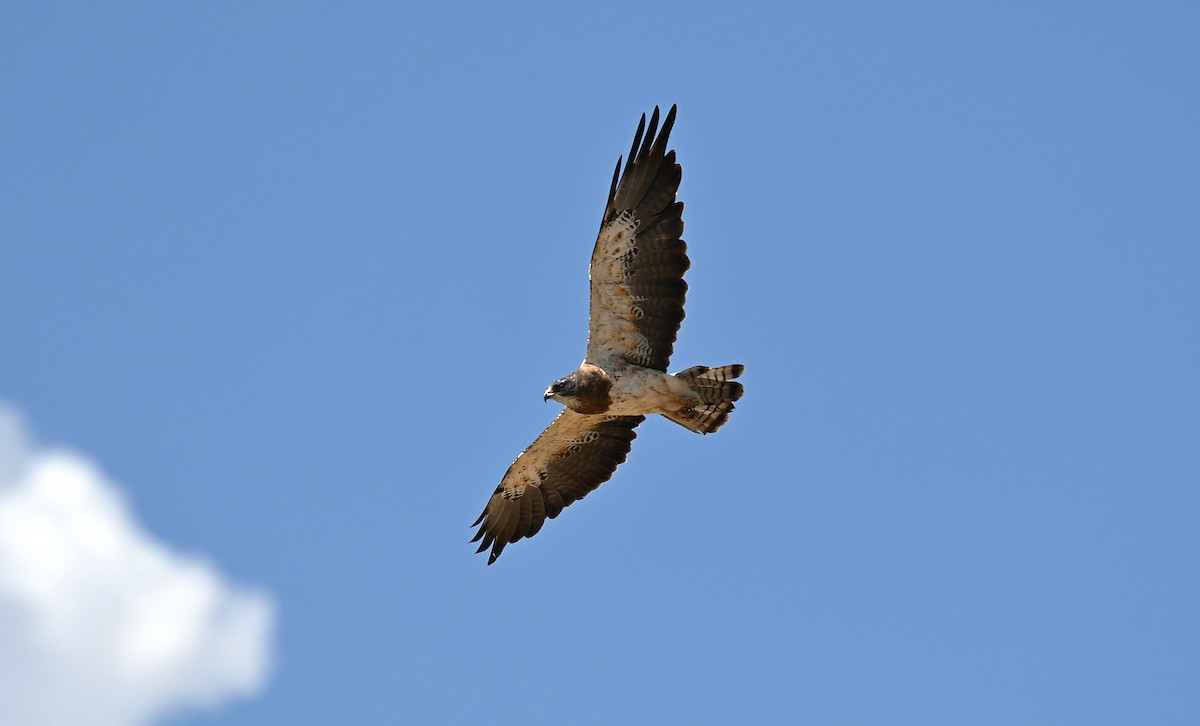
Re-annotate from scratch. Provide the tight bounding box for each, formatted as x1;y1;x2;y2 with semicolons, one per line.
587;104;689;372
470;411;645;565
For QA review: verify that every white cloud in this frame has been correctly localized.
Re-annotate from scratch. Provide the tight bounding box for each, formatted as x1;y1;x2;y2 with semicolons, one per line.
0;405;275;726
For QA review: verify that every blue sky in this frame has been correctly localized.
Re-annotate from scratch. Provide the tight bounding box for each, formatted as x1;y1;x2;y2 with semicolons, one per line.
2;2;1198;724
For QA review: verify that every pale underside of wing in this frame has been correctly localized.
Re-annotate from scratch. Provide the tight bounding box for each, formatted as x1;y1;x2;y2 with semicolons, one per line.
587;105;690;372
471;409;644;564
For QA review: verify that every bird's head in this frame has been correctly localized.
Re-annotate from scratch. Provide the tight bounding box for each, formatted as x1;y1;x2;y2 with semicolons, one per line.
543;376;576;404
542;366;613;414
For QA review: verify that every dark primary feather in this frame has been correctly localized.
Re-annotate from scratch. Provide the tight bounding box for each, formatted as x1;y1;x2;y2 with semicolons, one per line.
471;411;644;565
588;104;689;372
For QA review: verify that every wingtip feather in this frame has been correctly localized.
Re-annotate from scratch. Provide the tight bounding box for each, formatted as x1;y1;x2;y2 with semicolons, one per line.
625;113;646;178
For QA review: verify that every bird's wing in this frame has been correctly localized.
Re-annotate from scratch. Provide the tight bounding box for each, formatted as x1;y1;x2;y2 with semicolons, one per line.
585;105;689;372
471;409;644;564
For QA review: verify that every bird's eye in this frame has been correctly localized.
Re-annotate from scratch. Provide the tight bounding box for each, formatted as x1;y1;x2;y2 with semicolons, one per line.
551;382;563;392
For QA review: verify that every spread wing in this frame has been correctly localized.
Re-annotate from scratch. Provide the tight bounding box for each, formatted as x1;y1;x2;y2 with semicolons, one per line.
586;104;689;372
471;410;644;565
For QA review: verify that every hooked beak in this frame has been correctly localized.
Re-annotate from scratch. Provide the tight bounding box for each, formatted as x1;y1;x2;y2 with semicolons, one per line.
543;389;553;402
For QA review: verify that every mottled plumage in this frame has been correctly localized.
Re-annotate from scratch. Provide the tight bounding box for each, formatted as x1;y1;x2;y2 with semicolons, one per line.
472;106;744;564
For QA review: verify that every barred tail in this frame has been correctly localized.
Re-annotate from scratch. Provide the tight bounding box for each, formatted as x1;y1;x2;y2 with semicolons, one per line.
662;364;745;434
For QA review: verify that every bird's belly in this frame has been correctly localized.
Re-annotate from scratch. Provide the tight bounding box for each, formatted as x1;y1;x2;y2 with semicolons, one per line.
604;366;688;415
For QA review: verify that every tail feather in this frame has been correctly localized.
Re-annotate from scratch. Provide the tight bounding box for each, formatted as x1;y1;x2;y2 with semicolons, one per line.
662;364;745;434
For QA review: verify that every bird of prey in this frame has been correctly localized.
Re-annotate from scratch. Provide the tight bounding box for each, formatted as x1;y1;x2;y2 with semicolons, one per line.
471;105;744;564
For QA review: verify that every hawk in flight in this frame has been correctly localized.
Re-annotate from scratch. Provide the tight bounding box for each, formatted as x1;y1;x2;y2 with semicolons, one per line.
472;105;744;564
